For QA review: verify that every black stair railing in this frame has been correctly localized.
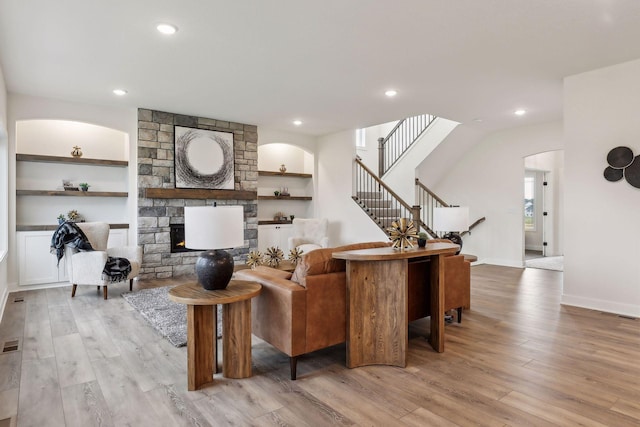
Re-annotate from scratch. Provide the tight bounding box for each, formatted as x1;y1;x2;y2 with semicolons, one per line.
378;113;436;177
353;156;420;232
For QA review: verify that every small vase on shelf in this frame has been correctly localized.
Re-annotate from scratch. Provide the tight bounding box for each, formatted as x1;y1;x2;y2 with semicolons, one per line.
71;146;83;158
279;164;287;174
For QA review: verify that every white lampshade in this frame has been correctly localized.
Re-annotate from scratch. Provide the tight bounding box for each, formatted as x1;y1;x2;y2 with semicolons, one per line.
184;206;244;250
433;207;469;232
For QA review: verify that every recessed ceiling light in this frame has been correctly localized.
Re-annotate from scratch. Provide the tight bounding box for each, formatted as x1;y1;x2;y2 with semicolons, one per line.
112;89;128;96
157;23;178;35
385;90;398;97
293;120;303;126
514;109;526;116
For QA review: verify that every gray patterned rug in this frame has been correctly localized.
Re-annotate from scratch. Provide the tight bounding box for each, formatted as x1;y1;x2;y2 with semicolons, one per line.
122;286;222;347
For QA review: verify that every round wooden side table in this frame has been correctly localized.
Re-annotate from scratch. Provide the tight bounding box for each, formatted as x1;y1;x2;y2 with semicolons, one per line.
169;280;261;391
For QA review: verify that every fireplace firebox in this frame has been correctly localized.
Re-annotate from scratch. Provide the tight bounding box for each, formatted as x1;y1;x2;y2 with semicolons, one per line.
170;224;198;253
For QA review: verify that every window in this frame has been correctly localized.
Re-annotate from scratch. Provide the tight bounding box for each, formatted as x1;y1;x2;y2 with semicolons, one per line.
355;128;366;148
524;175;535;231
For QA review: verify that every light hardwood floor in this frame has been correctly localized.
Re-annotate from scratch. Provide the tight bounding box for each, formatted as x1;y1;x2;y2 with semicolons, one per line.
0;265;638;426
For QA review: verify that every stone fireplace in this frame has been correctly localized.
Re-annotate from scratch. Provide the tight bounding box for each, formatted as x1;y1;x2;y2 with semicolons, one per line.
137;109;258;280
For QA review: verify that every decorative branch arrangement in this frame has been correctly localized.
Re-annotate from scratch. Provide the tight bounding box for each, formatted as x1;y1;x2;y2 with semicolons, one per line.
386;218;419;250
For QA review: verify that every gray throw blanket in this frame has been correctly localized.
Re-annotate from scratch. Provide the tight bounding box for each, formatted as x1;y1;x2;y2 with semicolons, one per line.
50;221;132;282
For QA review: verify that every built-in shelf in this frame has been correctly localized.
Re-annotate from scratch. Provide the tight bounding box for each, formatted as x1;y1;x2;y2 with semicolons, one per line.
258;220;293;225
145;188;257;200
17;190;128;197
258;195;312;201
17;223;130;232
16;154;128;167
258;170;312;178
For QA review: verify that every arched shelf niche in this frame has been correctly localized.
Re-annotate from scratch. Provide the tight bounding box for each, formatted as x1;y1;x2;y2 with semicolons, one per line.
256;142;315;223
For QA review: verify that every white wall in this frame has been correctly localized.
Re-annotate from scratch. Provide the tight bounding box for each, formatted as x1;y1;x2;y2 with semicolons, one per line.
316;130;388;245
0;65;8;319
564;59;640;317
7;93;137;290
420;121;563;267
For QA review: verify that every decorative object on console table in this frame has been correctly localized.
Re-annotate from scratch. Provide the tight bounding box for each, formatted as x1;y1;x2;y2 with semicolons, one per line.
264;246;284;267
417;232;428;248
246;250;263;269
79;182;90;192
71;145;83;158
279;164;287;174
174;126;235;190
386;218;418;250
433;206;469;255
274;190;280;198
184;205;245;290
288;247;304;265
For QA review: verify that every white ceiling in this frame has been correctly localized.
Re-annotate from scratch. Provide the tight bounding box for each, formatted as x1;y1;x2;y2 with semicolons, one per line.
2;1;640;136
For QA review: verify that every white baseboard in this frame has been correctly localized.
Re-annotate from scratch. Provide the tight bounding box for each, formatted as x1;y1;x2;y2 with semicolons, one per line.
525;245;543;252
561;294;640;318
483;258;525;268
0;287;8;325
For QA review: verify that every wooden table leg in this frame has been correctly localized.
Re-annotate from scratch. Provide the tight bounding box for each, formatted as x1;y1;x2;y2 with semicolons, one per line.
346;259;408;368
429;253;446;352
222;299;252;378
186;304;216;390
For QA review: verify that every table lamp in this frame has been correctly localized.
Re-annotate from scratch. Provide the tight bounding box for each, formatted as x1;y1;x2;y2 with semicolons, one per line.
184;205;244;290
433;206;469;255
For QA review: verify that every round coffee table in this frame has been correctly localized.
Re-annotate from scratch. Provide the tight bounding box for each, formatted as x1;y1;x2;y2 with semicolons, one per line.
169;280;261;391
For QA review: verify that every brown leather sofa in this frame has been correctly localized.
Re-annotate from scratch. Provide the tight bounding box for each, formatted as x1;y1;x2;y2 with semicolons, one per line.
234;241;389;380
235;239;471;379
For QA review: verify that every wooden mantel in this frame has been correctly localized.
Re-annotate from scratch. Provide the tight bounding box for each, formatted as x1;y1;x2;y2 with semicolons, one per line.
145;188;257;200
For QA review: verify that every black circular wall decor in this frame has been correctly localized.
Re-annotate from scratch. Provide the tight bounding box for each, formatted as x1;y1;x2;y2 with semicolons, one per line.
603;166;624;182
604;146;640;189
606;146;634;169
624;155;640;189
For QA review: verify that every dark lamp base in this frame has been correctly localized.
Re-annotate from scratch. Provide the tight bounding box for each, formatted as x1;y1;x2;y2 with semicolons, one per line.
196;249;234;290
442;232;463;255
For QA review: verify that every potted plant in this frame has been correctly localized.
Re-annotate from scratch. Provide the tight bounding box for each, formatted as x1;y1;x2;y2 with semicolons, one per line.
417;232;428;248
57;214;65;225
79;182;90;192
273;190;281;197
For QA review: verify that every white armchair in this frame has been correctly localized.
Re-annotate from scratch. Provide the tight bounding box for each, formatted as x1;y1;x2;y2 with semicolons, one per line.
64;222;142;299
288;218;329;254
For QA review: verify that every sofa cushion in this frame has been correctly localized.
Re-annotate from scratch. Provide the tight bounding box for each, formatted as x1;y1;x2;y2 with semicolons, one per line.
291;241;389;287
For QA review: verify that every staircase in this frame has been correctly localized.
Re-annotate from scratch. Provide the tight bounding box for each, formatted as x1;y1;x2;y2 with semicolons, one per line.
354;115;486;238
353;158;418;231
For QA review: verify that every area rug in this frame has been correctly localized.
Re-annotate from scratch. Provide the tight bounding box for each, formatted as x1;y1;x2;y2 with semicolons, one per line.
525;256;564;272
122;286;221;347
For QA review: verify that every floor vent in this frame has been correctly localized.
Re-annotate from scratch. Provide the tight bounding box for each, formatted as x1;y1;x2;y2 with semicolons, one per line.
12;296;24;303
2;339;19;353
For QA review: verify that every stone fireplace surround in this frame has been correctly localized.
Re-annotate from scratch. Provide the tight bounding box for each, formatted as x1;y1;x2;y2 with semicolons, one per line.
137;109;258;280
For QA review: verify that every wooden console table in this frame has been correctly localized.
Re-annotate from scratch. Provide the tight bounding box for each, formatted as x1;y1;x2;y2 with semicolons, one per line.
168;280;261;390
333;242;458;368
